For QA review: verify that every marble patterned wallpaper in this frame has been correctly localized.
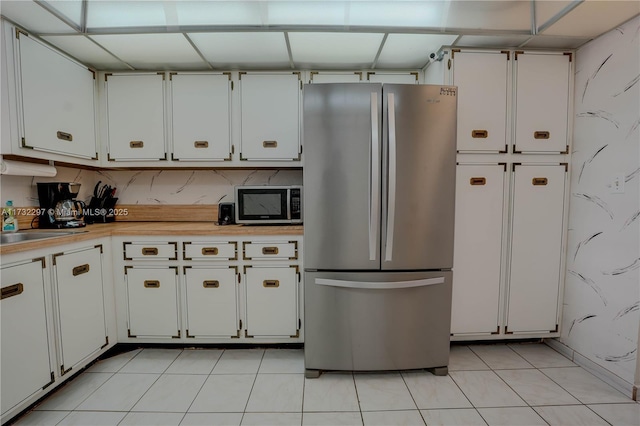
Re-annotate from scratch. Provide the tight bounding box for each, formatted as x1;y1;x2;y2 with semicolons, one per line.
561;16;640;386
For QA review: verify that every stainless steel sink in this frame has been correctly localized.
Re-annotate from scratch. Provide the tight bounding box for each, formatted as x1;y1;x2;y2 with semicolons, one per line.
1;230;86;245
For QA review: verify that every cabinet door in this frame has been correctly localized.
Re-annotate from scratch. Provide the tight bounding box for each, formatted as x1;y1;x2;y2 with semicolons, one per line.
18;33;97;159
452;165;505;335
185;267;239;337
1;259;52;415
106;74;166;160
126;267;179;338
54;246;106;374
240;73;300;160
171;73;232;161
310;72;362;83
452;51;508;152
367;72;418;84
507;164;566;333
245;266;298;337
514;53;570;153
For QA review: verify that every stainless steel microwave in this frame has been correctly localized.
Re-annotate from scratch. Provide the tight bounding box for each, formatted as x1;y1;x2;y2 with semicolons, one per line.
235;185;303;225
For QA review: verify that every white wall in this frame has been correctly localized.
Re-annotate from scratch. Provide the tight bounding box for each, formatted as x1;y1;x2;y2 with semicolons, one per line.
561;16;640;388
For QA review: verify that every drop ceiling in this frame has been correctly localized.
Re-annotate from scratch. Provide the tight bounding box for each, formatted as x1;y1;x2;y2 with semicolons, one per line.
1;1;638;71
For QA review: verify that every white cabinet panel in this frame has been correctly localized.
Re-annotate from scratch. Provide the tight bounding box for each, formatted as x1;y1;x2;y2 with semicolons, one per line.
243;241;298;260
183;242;237;261
171;73;232;161
18;33;97;159
185;267;239;337
126;267;179;338
245;266;298;337
452;165;505;335
514;53;570;153
452;51;508;152
507;164;566;333
310;72;362;83
367;72;419;84
1;259;52;416
240;73;300;160
54;246;106;374
106;73;166;160
124;242;177;260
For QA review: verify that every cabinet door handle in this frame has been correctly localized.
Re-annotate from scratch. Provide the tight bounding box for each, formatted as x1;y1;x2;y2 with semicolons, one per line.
470;177;486;185
471;129;488;138
263;280;280;288
194;141;209;148
203;280;219;288
532;177;548;186
142;247;158;255
1;283;24;300
130;140;144;148
201;247;219;255
144;280;160;288
534;131;550;139
72;264;90;276
263;140;278;148
262;246;279;255
57;131;73;141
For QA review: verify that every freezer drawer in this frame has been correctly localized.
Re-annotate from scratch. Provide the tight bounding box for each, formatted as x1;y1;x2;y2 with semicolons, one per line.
304;271;452;372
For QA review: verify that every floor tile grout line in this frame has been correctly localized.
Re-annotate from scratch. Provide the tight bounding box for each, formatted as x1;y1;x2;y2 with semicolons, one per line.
398;371;427;425
583;403;616;426
239;349;266;423
458;344;492;370
468;344;535;370
351;372;365;425
182;348;225;416
537;366;608;405
445;369;479;410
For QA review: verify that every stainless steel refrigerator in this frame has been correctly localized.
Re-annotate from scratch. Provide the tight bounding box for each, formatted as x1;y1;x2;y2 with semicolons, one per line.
303;83;457;377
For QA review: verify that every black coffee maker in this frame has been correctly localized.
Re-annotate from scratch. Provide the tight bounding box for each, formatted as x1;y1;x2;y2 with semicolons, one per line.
37;182;86;229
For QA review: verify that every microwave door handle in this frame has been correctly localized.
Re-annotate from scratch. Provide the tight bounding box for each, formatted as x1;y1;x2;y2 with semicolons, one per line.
370;92;380;261
385;92;396;262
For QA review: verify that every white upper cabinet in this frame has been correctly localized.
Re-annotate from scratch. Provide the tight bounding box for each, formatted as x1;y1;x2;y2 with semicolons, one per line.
309;71;362;83
170;73;232;161
514;52;571;153
367;72;419;84
240;73;301;161
16;31;97;159
106;73;166;161
452;50;509;153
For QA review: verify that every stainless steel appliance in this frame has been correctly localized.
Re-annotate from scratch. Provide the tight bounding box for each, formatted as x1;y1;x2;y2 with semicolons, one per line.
235;185;302;225
37;182;86;229
303;83;457;377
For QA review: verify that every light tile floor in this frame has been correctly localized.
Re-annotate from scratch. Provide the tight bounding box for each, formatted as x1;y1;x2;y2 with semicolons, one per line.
12;343;639;426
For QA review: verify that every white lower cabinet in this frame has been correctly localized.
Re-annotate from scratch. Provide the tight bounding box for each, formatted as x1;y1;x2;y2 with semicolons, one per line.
125;266;180;338
53;246;107;375
1;258;53;417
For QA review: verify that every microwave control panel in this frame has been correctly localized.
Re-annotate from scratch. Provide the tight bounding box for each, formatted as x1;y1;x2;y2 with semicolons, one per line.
291;188;302;220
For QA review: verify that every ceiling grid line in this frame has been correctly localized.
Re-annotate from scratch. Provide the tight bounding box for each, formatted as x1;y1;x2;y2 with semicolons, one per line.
370;33;389;70
537;0;585;34
83;35;135;71
32;0;81;32
182;33;214;70
283;32;295;69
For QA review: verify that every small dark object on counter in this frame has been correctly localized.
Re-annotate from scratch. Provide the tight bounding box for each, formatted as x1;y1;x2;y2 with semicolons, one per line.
218;202;235;225
85;182;118;224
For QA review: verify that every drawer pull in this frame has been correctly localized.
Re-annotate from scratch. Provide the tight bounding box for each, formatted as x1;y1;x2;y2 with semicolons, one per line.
57;131;73;141
470;177;486;186
202;247;219;255
130;140;144;148
263;140;278;148
534;131;550;139
263;280;280;288
1;283;23;300
144;280;160;288
471;130;488;138
194;141;209;148
142;247;158;255
72;264;90;276
262;247;279;255
532;177;548;186
203;280;220;288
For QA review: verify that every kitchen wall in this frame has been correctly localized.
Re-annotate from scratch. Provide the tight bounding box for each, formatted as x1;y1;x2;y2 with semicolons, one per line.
561;15;639;390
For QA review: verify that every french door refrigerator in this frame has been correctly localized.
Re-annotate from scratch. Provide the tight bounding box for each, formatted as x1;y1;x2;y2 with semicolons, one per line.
303;83;457;377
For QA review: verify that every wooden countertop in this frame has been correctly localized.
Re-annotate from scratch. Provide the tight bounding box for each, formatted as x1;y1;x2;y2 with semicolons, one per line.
0;222;303;255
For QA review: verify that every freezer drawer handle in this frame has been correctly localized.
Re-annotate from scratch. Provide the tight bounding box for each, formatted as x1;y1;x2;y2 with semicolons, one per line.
130;141;144;148
202;247;219;255
534;131;550;139
471;130;488;138
532;177;548;186
142;247;159;255
470;177;486;185
263;140;278;148
262;247;279;255
57;131;73;141
72;264;90;276
263;280;280;288
203;280;219;288
144;280;160;288
1;283;24;300
315;277;445;290
194;141;209;148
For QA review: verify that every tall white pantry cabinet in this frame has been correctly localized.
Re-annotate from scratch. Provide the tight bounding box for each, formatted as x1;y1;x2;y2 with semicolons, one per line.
426;49;572;339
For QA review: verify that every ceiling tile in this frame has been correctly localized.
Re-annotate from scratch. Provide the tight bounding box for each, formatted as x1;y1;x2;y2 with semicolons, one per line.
541;0;640;37
521;35;592;49
347;1;445;28
535;0;574;30
289;32;383;69
41;0;83;27
1;0;77;34
376;34;457;68
188;32;290;69
86;0;167;28
267;1;347;26
89;33;204;70
455;34;531;48
446;0;531;32
173;1;262;26
41;35;130;70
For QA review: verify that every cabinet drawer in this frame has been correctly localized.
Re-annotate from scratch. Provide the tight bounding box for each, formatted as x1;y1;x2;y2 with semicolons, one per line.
183;242;237;261
124;242;177;260
243;241;298;260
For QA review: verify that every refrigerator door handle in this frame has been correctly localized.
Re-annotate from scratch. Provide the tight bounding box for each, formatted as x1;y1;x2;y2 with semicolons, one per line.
315;277;445;289
369;92;380;261
385;92;397;262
